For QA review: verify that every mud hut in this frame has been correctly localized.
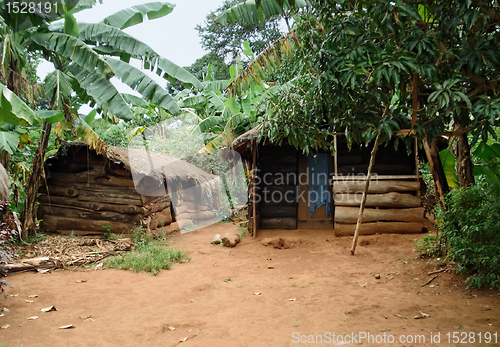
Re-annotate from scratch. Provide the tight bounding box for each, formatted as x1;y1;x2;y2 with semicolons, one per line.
39;142;219;236
232;127;425;237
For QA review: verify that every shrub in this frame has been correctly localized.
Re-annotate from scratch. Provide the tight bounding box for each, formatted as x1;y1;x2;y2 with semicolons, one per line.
435;183;500;289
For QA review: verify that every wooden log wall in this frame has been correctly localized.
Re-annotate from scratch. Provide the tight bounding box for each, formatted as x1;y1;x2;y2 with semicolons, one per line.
333;137;424;236
170;183;217;230
40;149;176;236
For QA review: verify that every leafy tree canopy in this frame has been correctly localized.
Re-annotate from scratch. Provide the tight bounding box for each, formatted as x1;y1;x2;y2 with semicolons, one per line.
189;52;230;81
260;0;500;154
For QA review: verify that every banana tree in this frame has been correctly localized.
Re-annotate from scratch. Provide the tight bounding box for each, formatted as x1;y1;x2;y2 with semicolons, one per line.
0;1;204;237
215;0;309;28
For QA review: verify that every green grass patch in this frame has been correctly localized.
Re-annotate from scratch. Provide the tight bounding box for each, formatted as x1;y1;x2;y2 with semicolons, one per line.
104;242;188;275
103;226;189;275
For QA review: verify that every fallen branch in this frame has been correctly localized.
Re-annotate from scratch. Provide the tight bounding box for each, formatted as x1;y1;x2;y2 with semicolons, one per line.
428;268;446;275
3;250;130;274
421;275;438;287
2;257;60;274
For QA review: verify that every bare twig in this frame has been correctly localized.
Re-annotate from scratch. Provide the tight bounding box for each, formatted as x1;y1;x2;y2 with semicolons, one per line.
428;268;446;275
421;275;438;287
169;330;201;347
395;314;407;321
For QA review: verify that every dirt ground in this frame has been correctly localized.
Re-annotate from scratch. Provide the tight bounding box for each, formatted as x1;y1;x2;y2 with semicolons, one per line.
1;223;499;347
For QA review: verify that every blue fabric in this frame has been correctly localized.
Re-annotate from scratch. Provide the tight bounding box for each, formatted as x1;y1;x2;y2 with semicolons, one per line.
308;153;330;217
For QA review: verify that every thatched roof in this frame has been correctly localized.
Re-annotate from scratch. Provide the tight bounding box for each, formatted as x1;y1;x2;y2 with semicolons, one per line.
48;142;219;202
231;123;263;155
108;146;214;186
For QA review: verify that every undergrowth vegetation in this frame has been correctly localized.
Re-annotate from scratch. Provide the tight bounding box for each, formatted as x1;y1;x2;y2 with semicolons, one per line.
416;182;500;290
104;227;189;275
436;183;500;290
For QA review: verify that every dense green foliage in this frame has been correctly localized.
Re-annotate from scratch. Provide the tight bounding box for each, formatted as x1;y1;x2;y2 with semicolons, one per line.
435;182;500;289
258;0;500;153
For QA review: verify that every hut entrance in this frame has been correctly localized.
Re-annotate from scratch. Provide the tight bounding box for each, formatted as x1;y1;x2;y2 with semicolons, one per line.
297;152;334;229
258;145;298;229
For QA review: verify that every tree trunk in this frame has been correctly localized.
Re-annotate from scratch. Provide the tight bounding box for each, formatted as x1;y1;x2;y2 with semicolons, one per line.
334;206;424;223
20;122;52;238
422;137;449;205
453;124;475;188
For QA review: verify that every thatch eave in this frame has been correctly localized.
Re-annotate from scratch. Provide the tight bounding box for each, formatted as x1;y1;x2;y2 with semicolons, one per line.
47;142;219;202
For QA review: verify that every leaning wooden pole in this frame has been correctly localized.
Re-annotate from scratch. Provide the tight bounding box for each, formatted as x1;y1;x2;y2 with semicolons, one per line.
252;139;258;239
350;133;381;255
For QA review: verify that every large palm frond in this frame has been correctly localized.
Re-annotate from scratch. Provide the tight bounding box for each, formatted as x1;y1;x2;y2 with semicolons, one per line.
75;22;203;90
103;2;175;30
216;0;309;26
105;57;180;115
31;32;114;78
69;65;135;121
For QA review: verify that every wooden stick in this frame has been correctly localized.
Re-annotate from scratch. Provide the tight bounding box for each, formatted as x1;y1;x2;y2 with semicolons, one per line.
252;139;258;239
428;268;446;275
421;275;438;287
350;133;381;255
334;135;338;176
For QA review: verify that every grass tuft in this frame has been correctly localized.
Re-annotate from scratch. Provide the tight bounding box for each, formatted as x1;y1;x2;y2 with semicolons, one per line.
104;227;189;275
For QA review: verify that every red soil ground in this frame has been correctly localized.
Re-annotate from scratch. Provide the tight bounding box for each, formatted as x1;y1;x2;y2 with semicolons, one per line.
1;223;499;347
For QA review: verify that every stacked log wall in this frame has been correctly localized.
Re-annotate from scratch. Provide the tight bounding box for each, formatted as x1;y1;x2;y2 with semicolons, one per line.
39;150;176;236
333;137;424;236
171;184;217;230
